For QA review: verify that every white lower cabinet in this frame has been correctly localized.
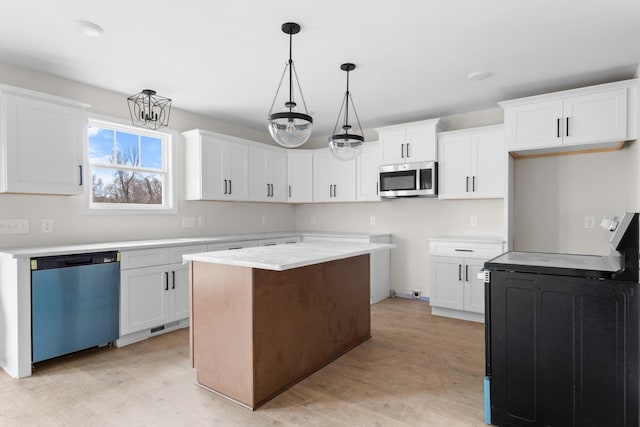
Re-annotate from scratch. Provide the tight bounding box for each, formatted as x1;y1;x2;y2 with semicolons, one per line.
429;237;504;323
118;244;206;345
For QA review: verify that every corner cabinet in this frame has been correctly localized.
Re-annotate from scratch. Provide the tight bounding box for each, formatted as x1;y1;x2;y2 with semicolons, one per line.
118;244;206;345
438;125;505;199
183;129;249;201
429;237;504;323
500;79;638;156
250;145;287;202
287;150;313;203
312;148;357;202
375;118;444;164
0;85;88;195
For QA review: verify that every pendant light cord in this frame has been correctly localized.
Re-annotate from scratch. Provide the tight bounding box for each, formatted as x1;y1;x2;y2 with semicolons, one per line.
289;31;293;107
344;69;350;130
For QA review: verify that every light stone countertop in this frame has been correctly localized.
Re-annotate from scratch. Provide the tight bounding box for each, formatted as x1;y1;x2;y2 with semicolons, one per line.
0;231;391;259
183;241;395;271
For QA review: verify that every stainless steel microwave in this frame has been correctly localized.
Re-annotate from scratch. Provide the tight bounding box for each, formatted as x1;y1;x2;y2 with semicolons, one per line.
378;161;437;198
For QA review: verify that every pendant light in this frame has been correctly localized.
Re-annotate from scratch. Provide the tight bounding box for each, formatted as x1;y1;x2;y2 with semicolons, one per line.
127;89;172;130
267;22;313;148
329;63;364;161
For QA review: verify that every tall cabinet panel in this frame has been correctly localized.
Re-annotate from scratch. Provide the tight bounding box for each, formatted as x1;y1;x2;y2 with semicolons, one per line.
287;150;313;203
356;143;380;201
250;145;287;202
0;86;88;195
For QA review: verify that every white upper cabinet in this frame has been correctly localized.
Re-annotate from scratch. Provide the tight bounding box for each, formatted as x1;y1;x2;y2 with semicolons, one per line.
0;85;88;195
357;142;381;201
287;150;313;203
438;125;505;199
501;79;637;155
375;118;443;165
183;129;249;201
313;148;356;202
250;145;287;202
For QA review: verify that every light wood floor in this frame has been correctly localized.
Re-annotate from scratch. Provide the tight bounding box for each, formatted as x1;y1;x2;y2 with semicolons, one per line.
0;299;487;426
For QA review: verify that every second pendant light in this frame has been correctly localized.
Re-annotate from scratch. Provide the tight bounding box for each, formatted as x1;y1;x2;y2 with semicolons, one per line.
329;63;364;161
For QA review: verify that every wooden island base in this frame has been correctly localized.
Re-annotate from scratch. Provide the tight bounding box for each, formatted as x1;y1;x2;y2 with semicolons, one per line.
190;254;371;410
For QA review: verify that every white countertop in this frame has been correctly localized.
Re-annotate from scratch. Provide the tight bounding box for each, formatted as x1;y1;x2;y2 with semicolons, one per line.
183;241;395;271
0;231;391;259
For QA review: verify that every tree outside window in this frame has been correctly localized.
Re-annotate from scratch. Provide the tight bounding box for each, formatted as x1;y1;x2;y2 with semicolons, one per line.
88;120;171;210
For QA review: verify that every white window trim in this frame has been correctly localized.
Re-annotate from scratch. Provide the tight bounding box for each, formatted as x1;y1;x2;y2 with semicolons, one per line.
84;114;177;215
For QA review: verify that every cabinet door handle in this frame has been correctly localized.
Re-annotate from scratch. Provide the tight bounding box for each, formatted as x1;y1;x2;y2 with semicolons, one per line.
78;165;83;186
229;180;232;194
271;184;274;197
566;117;569;137
465;264;469;282
171;271;176;289
401;143;404;158
406;143;410;158
266;183;270;197
458;264;462;281
472;176;476;192
376;182;379;195
466;176;469;192
164;272;169;291
455;249;473;252
223;179;228;195
557;118;561;138
333;184;337;198
288;185;291;198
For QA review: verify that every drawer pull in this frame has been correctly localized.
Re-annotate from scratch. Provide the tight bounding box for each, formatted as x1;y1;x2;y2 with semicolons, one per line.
454;249;474;252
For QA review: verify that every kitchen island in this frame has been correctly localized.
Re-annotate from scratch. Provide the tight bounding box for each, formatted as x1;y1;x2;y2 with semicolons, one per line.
183;241;394;409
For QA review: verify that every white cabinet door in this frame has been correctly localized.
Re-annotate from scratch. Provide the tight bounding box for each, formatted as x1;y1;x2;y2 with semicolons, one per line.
167;262;190;323
200;136;225;200
313;150;336;202
463;259;486;314
438;133;472;198
268;149;287;202
406;125;437;162
504;100;563;150
472;127;505;198
120;265;167;335
563;88;628;145
224;141;249;201
287;150;313;202
250;147;269;201
357;143;380;201
378;128;407;164
2;93;86;194
250;147;287;202
430;256;464;310
334;157;357;202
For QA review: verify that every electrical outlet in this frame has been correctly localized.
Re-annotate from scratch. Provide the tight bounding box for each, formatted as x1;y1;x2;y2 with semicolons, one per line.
198;216;206;227
41;219;54;233
310;216;316;225
412;289;422;299
470;216;478;227
261;215;267;225
370;216;376;225
181;217;195;228
584;216;595;229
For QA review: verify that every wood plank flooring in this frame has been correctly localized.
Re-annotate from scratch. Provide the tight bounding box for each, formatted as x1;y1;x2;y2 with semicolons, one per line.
0;299;487;426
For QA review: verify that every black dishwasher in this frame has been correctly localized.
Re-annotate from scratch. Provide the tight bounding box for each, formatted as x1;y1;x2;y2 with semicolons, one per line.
31;251;120;363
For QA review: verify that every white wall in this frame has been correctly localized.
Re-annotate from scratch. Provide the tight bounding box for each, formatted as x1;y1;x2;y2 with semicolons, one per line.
0;63;295;248
513;144;638;255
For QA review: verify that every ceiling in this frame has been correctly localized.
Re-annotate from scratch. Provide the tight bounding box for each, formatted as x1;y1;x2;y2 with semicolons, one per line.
1;0;639;138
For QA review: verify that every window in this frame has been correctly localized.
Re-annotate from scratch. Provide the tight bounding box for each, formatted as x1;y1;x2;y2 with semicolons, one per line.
87;119;173;211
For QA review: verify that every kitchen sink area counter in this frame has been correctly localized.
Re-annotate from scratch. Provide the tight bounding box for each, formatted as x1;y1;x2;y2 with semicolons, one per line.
0;231;391;379
184;241;394;409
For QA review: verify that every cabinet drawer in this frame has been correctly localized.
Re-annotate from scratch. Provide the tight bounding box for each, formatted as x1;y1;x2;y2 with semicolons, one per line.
168;245;207;264
429;241;504;259
120;248;169;269
207;240;258;252
258;236;301;246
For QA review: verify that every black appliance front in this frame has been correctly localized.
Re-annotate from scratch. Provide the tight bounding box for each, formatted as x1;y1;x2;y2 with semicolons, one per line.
484;270;639;427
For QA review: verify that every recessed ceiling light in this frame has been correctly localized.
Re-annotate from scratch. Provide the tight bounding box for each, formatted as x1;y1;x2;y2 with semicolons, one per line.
467;71;492;81
74;20;104;37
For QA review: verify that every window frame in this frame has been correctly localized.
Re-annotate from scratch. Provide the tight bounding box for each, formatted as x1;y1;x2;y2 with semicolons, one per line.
85;116;176;214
